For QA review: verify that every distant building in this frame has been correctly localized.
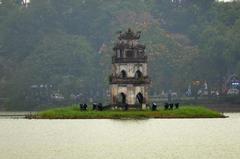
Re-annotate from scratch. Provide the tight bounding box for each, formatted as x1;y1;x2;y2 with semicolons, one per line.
13;0;30;7
109;28;150;109
224;74;240;94
21;0;30;7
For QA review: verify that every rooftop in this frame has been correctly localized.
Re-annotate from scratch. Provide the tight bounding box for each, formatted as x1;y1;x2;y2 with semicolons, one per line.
118;28;142;40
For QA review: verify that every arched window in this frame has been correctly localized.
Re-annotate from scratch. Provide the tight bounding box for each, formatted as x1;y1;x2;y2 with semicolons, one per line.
137;49;144;57
126;50;134;58
117;92;126;104
120;49;123;58
135;70;143;79
136;92;144;104
117;50;121;58
120;70;127;78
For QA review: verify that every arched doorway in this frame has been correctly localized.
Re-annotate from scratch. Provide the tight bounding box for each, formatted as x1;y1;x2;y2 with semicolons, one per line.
135;70;143;79
136;92;144;104
120;70;127;78
117;92;126;104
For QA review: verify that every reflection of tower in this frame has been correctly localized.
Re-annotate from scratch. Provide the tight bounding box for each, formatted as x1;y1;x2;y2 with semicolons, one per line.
109;28;150;108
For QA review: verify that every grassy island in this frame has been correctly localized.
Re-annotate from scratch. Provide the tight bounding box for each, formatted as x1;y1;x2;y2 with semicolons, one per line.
27;105;226;119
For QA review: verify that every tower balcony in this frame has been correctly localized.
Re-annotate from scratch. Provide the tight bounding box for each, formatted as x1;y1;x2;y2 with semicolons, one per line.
112;56;147;63
113;43;146;50
109;76;150;84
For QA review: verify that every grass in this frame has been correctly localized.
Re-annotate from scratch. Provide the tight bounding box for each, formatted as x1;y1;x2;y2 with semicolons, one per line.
27;105;226;119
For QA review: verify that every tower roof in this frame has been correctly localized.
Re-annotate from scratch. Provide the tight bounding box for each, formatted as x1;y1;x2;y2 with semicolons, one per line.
118;28;141;40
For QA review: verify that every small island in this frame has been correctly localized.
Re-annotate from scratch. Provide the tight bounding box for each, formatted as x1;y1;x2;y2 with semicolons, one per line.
27;106;225;119
24;29;227;120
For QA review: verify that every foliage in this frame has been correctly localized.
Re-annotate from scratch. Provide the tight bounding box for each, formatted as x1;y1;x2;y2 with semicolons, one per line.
0;0;240;110
33;105;225;119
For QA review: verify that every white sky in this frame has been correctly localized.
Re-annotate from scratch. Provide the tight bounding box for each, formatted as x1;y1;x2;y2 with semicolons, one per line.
0;0;236;5
218;0;234;2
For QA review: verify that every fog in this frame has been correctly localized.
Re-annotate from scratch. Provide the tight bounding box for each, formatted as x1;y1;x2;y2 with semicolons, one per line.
0;0;239;110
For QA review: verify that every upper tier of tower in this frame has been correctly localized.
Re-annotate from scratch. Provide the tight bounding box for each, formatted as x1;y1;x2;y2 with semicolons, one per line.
112;28;147;63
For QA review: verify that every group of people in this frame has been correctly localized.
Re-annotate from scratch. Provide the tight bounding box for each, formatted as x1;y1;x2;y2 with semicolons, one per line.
79;102;180;111
151;103;180;111
80;103;103;111
164;103;179;110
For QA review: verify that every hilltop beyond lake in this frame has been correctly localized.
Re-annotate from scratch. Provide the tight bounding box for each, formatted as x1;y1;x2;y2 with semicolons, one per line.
0;113;240;159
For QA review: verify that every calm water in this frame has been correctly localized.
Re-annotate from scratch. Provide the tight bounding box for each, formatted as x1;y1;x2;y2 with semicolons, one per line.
0;113;240;159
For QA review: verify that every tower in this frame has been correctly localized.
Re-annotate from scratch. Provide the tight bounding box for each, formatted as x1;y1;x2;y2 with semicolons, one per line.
109;28;150;109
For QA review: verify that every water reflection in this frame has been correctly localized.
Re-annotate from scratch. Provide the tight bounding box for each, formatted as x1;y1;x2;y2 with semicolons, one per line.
0;113;239;159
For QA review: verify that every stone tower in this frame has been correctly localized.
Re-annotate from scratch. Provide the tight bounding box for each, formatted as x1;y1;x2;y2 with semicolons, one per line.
109;28;150;109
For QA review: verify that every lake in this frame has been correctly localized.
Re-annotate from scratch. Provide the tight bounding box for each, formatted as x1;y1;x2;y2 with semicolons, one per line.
0;113;240;159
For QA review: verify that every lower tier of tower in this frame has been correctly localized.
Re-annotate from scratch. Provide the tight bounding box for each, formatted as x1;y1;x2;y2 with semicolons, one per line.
110;84;149;106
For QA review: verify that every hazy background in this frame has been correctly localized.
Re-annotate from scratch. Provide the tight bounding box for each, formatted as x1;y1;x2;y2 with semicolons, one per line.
0;0;240;110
